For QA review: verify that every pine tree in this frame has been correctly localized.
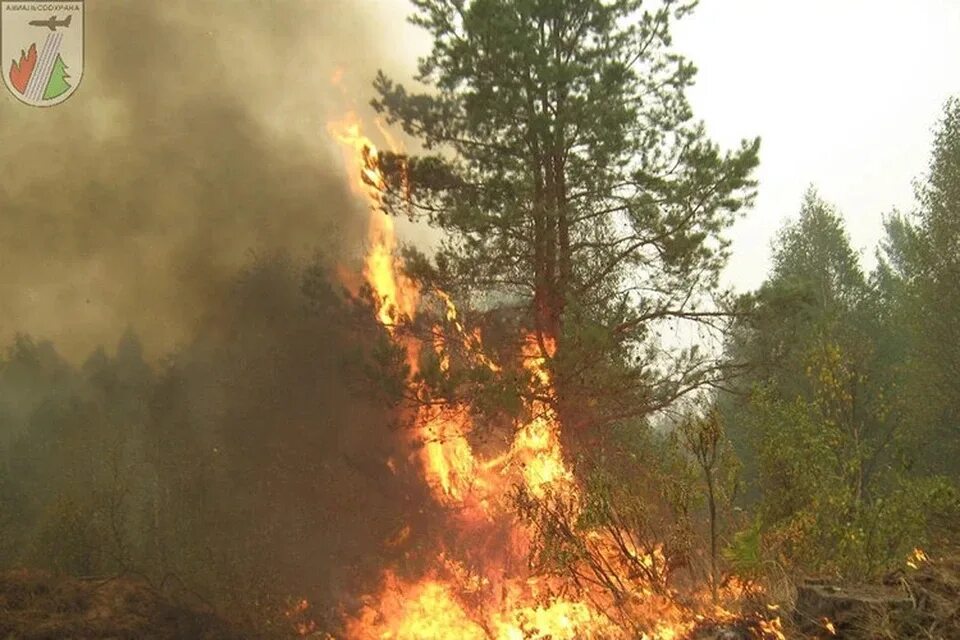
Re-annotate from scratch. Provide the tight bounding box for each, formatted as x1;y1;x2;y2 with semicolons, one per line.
371;0;759;444
43;55;71;101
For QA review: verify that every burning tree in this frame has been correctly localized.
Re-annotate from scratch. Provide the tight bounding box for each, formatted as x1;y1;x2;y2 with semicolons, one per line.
370;0;759;447
325;1;780;639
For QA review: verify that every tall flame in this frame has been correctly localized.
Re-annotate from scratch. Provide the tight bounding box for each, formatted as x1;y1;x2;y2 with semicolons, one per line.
328;113;419;330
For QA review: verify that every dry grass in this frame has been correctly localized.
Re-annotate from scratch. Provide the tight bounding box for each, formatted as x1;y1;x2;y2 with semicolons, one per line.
862;553;960;640
775;549;960;639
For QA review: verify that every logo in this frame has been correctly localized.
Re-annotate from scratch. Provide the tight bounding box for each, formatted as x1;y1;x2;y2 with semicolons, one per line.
1;1;83;107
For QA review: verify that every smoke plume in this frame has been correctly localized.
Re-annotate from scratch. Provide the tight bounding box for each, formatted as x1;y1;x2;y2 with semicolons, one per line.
0;0;415;361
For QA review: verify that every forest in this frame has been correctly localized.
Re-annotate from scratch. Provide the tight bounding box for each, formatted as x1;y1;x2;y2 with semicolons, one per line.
1;1;958;639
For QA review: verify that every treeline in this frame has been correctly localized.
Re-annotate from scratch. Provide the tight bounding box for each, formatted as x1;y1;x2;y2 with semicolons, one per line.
718;99;960;579
0;255;422;631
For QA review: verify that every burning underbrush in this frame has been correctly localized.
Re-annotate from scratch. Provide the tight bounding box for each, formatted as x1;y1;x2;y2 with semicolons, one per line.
322;116;788;640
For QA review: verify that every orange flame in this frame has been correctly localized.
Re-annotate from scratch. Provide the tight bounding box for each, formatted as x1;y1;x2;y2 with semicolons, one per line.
906;547;929;569
328;113;419;330
283;598;318;637
821;617;837;635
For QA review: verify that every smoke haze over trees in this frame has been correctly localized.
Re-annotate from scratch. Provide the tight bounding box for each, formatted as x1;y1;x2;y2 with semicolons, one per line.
0;0;430;631
0;2;958;639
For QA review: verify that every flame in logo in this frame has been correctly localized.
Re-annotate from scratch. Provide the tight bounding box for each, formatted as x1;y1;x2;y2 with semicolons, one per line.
9;44;37;95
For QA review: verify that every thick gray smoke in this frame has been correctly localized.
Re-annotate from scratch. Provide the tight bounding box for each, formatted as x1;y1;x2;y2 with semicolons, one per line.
0;3;439;623
0;0;415;361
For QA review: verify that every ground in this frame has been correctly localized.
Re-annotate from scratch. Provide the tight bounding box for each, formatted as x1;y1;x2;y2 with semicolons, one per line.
792;551;960;639
2;557;959;639
0;569;251;640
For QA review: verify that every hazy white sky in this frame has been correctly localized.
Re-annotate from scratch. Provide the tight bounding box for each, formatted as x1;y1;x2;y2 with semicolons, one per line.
375;0;960;292
673;0;960;290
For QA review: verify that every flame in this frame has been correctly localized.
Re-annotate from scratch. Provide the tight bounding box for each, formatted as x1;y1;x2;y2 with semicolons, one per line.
512;335;575;498
906;547;928;569
284;597;319;637
821;617;837;635
9;43;37;95
328;113;419;330
328;113;784;640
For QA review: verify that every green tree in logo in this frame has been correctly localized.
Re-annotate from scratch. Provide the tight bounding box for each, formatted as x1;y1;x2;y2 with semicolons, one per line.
43;54;70;100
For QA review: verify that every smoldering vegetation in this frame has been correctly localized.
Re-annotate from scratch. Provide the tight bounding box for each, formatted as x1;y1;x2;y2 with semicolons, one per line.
0;0;429;633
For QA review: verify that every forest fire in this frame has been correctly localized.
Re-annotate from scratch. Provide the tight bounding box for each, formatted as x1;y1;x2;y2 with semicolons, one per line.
327;117;787;640
1;5;957;640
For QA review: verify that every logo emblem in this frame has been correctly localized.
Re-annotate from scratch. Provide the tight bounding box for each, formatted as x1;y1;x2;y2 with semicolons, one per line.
1;1;83;107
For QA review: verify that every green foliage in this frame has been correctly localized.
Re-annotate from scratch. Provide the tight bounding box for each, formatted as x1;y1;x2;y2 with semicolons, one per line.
743;374;951;579
676;408;741;598
725;185;958;580
722;517;763;578
770;188;866;308
373;0;759;440
874;98;960;479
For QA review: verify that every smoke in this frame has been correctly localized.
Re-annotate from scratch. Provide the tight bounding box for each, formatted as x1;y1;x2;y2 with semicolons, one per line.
0;0;416;361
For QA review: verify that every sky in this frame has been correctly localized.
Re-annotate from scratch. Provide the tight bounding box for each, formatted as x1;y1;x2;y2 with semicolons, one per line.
673;0;960;290
376;0;960;292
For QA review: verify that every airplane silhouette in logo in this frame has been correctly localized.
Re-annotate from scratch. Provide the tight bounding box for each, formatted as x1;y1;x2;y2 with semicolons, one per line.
28;15;72;31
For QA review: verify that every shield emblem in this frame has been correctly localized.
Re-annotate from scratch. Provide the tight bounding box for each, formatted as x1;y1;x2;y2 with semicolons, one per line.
1;0;83;107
